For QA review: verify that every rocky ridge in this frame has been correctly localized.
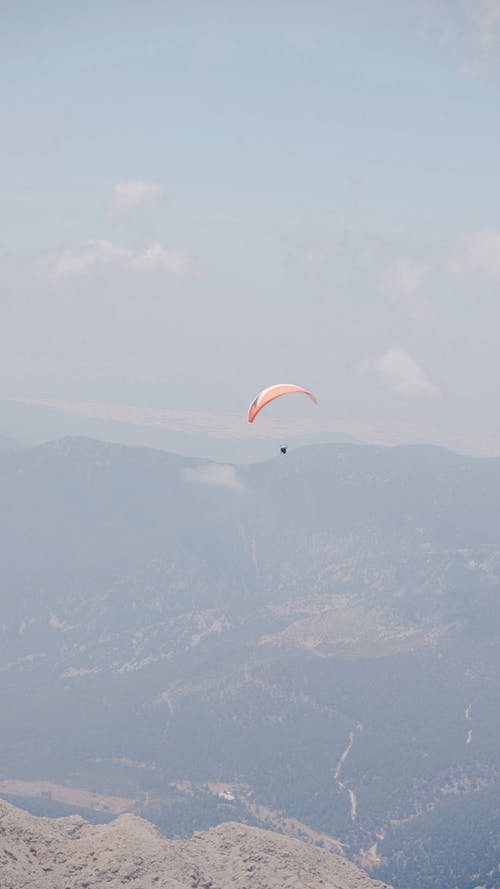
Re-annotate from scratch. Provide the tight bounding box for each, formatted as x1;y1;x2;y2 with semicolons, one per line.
0;798;391;889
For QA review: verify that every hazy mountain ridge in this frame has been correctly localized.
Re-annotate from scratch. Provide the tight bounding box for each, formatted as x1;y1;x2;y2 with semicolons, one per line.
0;797;391;889
1;437;499;888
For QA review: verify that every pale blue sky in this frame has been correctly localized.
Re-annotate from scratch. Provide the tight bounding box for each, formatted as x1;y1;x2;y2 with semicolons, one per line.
2;1;500;451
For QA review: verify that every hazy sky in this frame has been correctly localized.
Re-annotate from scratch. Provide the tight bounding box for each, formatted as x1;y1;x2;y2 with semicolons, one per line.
2;1;500;449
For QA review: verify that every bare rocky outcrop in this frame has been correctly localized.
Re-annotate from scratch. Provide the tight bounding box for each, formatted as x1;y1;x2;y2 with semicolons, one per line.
0;798;391;889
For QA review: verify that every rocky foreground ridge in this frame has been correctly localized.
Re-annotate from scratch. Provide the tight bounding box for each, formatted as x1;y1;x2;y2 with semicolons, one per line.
0;798;391;889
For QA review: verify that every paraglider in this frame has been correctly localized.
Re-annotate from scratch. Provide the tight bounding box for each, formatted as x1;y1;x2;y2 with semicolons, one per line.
248;383;318;423
247;384;318;455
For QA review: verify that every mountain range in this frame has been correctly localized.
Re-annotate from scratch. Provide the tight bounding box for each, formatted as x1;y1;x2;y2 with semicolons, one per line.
0;437;499;889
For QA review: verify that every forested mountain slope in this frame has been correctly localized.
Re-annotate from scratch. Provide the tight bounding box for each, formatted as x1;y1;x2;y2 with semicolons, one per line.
1;438;499;889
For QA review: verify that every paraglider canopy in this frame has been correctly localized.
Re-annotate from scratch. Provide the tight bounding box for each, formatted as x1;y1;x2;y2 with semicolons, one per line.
248;383;318;423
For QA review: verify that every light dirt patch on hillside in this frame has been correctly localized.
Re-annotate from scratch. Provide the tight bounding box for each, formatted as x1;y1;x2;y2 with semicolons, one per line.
259;606;432;658
0;779;134;814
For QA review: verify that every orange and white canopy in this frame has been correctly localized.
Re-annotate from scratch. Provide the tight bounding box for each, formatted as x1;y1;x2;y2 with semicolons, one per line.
248;384;318;423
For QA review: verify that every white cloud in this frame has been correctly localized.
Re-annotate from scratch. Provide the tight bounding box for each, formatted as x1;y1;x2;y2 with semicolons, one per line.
384;259;433;320
47;240;188;280
450;230;500;281
182;464;246;492
409;0;500;73
109;179;162;214
464;0;500;46
362;348;442;400
48;240;131;279
129;243;187;276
